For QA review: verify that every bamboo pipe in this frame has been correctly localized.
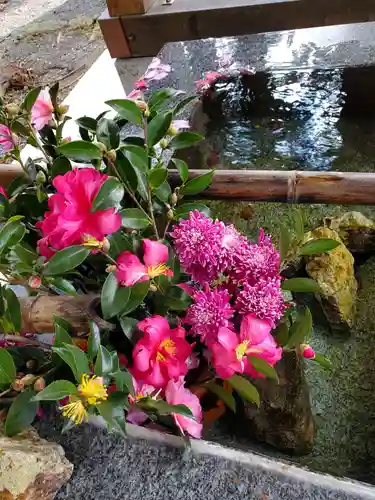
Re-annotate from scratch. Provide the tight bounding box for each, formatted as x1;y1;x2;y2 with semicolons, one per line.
2;163;375;205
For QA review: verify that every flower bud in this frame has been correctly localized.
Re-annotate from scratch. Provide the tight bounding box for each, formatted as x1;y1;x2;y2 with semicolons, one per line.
96;142;107;154
58;104;69;115
102;238;110;253
167;126;178;136
167;209;174;220
12;379;25;391
170;193;178;205
106;264;117;273
34;377;46;392
106;150;117;162
135;100;149;115
5;103;20;116
28;276;41;289
21;374;37;386
149;284;157;292
61;136;71;144
301;344;315;359
36;171;46;185
159;138;169;149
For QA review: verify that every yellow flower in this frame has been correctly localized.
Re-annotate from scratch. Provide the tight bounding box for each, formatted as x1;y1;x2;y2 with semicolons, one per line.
78;374;108;405
59;398;88;425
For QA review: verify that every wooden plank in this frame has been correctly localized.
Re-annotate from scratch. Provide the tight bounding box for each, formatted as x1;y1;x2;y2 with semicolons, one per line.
98;9;132;59
107;0;157;18
121;0;375;57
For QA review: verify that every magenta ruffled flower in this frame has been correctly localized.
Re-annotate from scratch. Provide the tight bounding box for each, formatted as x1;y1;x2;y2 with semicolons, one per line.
231;230;280;285
235;277;285;327
170;211;243;284
186;286;234;345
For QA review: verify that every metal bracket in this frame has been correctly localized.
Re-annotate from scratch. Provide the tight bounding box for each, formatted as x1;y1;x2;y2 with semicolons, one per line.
162;0;175;4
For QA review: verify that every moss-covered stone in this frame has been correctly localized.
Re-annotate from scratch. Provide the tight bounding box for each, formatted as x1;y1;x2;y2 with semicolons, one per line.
304;227;357;333
326;211;375;254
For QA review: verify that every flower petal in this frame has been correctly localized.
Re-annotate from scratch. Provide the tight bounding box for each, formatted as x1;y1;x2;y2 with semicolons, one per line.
240;314;271;345
143;239;169;267
217;326;239;350
116;252;148;286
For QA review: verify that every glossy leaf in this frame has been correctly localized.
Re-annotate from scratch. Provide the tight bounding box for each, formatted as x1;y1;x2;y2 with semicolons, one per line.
273;321;289;347
147;111;173;148
312;353;332;370
173;95;198;115
293;209;305;242
6;175;29;197
98;400;127;438
48;277;77;295
101;272;131;319
174;203;211;220
121;145;148;173
279;224;291;262
51;156;72;178
108;231;133;259
92;178;124;211
154;180;171;203
205;382;236;412
52;344;90;382
281;278;320;293
164;285;192;311
149;88;184;111
96;117;120;150
0;348;16;385
76;116;97;132
53;322;73;348
227;374;260;407
94;345;113;376
0;220;26;253
180;170;214;196
286;307;313;348
120;208;150;229
115;150;137;190
32;380;78;401
169;132;204;150
119;316;138;345
171;158;188;183
247;356;279;382
43;246;90;276
87;321;101;361
57;141;102;162
148;167;167;189
121;281;149;315
134;167;149;201
105;99;143;125
4;390;39;437
22;87;41;112
3;288;21;332
299;238;341;256
115;370;135;395
139;398;193;418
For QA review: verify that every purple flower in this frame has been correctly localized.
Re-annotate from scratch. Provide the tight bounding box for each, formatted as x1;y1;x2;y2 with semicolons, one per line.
170;211;243;284
186;286;234;345
144;57;171;82
230;230;280;285
235;277;285;327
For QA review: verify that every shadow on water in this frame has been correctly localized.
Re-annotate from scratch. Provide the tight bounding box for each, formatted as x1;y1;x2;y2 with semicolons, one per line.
183;66;375;173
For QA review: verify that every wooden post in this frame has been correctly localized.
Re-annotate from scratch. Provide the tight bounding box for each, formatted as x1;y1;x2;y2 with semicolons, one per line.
107;0;157;17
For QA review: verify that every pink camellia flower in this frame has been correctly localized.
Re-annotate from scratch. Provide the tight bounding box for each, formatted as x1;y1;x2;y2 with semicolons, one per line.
127;377;156;425
37;168;121;259
0;124;17;153
132;316;192;388
301;344;315;359
0;186;8;199
210;314;282;379
195;71;222;91
235;277;285;327
116;239;173;287
134;79;147;91
169;120;190;134
143;57;171;82
31;88;54;131
127;88;143;100
186;285;234;345
165;376;203;438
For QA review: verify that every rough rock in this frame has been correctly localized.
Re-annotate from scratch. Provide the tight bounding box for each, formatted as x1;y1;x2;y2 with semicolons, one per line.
0;427;73;500
325;211;375;254
305;227;357;333
239;351;315;455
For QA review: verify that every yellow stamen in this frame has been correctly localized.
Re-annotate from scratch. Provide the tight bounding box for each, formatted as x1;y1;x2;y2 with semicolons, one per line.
59;399;88;425
156;338;176;361
78;374;108;405
147;264;170;279
81;234;104;250
235;340;250;361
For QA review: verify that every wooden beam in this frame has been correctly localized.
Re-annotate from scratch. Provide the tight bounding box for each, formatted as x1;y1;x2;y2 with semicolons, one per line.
107;0;157;18
98;9;132;58
119;0;375;57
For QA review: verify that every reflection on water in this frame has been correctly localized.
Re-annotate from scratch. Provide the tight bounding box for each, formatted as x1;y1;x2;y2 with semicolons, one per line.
190;67;375;172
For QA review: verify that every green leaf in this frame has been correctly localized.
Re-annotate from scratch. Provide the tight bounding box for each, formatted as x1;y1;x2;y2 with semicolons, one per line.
139;398;193;418
94;345;113;376
227;374;260;407
148;167;167;189
134;167;149;201
180;170;214;196
299;238;341;256
281;278;320;293
0;348;16;385
98;400;127;438
149;88;184;111
312;353;332;370
164;285;192;311
76;116;97;132
120;208;150;229
92;178;124;211
121;281;149;315
169;132;204;150
4;390;39;437
247;356;279;382
273;321;289;347
6;175;30;197
173;95;198;115
51;156;72;178
154;181;171;203
22;87;41;112
0;220;26;253
53;322;73;348
171;158;188;183
286;307;313;348
49;82;59;109
121;145;148;173
57;141;102;162
115;150;137;189
205;382;236;412
108;231;133;259
43;246;90;276
147;111;173;148
48;277;77;295
105;99;143;125
174;203;211;220
3;288;21;331
96;117;120;150
119;316;138;344
87;321;101;361
101;272;131;320
114;370;135;395
293;209;305;243
32;380;78;401
279;224;291;262
52;344;89;382
12;243;36;265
